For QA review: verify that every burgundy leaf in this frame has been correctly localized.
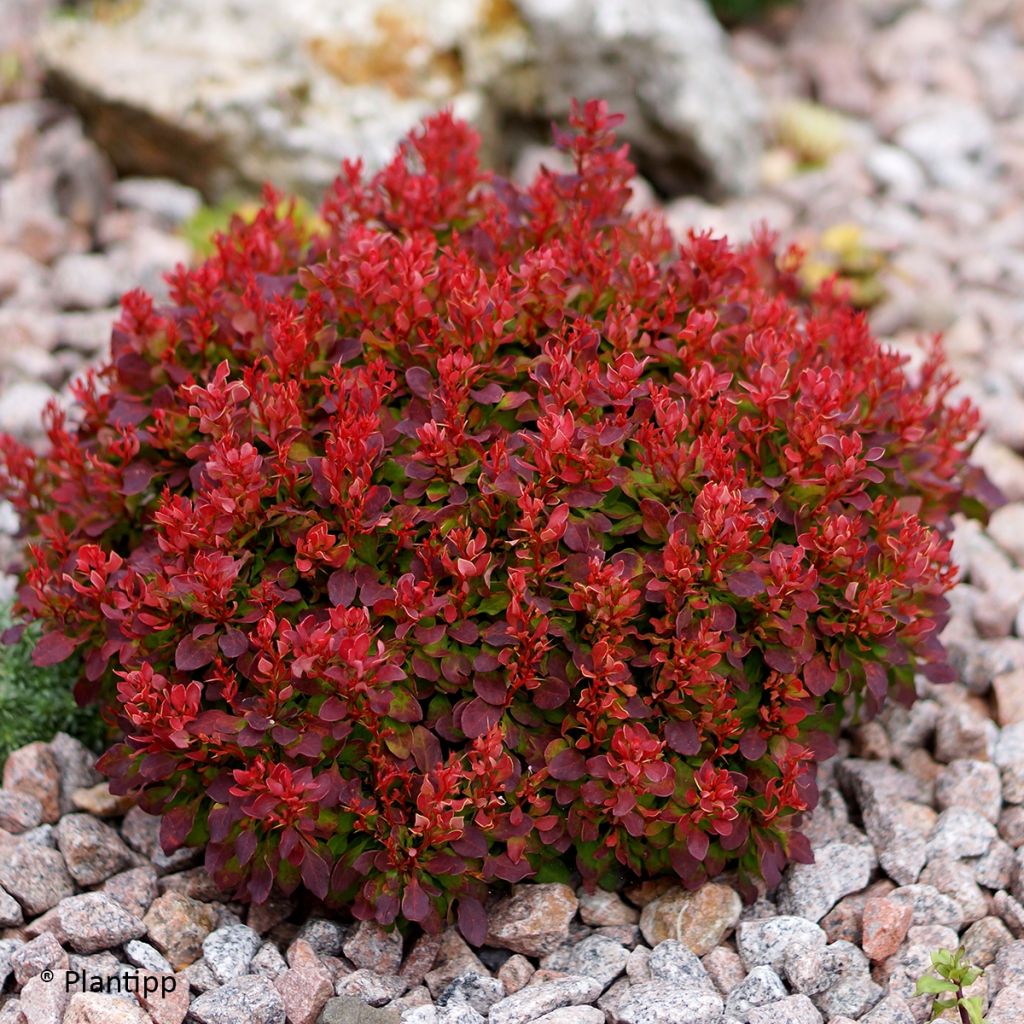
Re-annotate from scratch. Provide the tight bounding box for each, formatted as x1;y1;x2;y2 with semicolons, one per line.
175;635;216;671
457;897;488;947
32;631;77;667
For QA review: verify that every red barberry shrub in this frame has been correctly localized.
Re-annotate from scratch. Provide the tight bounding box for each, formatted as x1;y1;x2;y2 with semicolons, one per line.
0;101;991;937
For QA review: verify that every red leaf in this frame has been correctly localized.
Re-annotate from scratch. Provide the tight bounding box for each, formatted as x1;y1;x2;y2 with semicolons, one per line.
457;897;487;947
665;720;700;756
727;571;764;598
32;631;77;667
218;628;248;658
401;877;430;922
301;848;331;900
328;570;357;607
548;748;586;781
159;805;195;853
804;655;836;697
405;366;433;398
459;697;501;738
122;462;155;496
175;635;216;671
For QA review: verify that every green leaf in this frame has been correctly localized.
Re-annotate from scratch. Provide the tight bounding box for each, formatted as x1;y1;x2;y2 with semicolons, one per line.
964;995;988;1024
914;976;957;996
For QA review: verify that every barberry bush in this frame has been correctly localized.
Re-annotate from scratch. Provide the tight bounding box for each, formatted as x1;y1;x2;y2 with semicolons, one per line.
0;101;990;939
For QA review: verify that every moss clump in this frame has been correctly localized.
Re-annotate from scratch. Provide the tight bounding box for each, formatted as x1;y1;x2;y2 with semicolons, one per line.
0;602;106;765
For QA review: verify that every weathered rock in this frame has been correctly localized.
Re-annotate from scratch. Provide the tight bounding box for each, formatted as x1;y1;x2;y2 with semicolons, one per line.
335;969;407;1007
398;932;442;987
56;814;134;886
920;856;989;922
11;932;68;986
724;964;787;1020
202;924;262;984
735;917;827;971
486;884;578;957
926;806;997;860
343;920;403;974
63;992;152;1024
53;892;146;953
2;741;60;822
747;994;823;1024
496;954;533;995
253;941;289;979
0;842;74;916
577;890;638;927
436;972;505;1014
71;783;134;818
963;916;1015;968
0;788;43;832
318;996;401;1024
423;932;489;997
638;883;741;954
702;945;746;996
775;842;875;922
488;976;603;1024
273;964;336;1024
528;1010;604;1024
611;979;724;1024
0;885;22;928
188;974;286;1024
546;934;626;989
861;896;913;961
103;867;159;919
783;940;882;1019
935;759;1003;822
990;984;1024;1024
17;972;70;1024
142;892;219;969
887;884;965;931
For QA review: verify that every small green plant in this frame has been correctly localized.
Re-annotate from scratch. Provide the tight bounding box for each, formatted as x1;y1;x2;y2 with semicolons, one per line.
0;602;106;766
915;947;987;1024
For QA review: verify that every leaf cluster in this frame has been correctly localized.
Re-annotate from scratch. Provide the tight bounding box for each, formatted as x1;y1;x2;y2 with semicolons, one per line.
0;101;990;938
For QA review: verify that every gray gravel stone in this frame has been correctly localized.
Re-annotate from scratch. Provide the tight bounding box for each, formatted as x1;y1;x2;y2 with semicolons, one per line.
436;972;505;1014
775;841;875;922
0;938;21;989
887;884;966;930
977;839;1016;889
0;842;74;916
202;923;262;983
935;759;1003;822
0;788;44;832
612;979;724;1024
488;975;604;1024
11;932;67;986
747;994;823;1024
724;965;787;1021
735;917;827;971
53;892;146;953
123;938;173;974
647;939;716;990
556;934;628;988
55;813;133;886
188;973;286;1024
335;970;407;1006
858;994;916;1024
0;885;23;927
926;806;997;860
253;940;289;978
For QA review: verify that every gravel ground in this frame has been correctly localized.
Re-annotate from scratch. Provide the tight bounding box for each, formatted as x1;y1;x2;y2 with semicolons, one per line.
2;0;1024;1022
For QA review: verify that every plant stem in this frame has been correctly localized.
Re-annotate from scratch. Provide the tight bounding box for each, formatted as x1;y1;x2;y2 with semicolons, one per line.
957;983;969;1024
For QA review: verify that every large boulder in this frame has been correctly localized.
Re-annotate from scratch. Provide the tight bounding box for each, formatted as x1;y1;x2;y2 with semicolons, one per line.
36;0;761;199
